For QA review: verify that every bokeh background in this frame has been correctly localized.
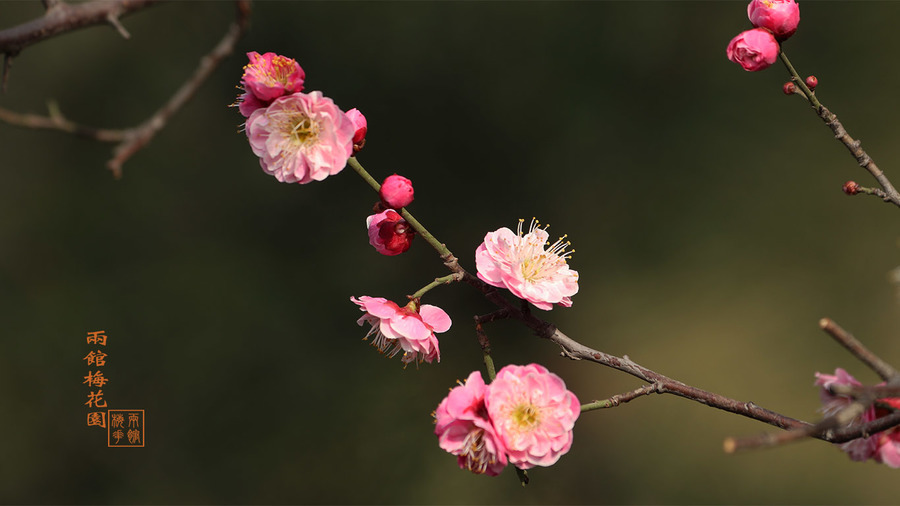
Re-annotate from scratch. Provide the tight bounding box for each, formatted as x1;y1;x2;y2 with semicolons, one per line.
1;1;898;503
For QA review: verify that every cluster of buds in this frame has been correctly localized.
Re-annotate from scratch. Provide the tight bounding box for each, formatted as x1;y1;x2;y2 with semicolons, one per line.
726;0;800;72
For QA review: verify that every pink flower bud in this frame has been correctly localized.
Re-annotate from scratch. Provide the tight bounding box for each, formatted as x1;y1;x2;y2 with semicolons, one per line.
782;82;796;95
726;28;780;72
380;174;414;209
842;181;860;195
367;210;415;256
805;75;818;90
346;108;367;144
748;0;800;41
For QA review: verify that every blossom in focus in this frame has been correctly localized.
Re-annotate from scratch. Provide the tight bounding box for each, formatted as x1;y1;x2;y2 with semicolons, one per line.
380;174;415;209
748;0;800;41
814;368;900;466
367;209;415;256
726;28;779;72
236;52;306;118
245;91;354;184
434;371;508;476
475;218;578;310
351;296;450;365
346;108;368;144
484;364;580;469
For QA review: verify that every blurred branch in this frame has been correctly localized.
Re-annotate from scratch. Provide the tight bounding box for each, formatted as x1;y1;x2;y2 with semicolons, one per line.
0;0;160;91
779;50;900;208
820;318;899;381
0;0;252;178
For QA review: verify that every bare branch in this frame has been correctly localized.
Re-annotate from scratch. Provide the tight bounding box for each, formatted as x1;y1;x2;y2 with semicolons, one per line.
820;318;899;381
0;0;159;55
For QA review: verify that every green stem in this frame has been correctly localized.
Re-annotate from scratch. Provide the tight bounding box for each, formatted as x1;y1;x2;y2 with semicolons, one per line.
482;351;497;382
410;274;458;300
778;50;820;110
348;156;451;257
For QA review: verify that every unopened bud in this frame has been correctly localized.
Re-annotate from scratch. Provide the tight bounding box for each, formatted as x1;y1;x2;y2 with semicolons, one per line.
346;108;367;153
782;82;796;95
805;75;818;91
380;174;414;209
842;181;860;195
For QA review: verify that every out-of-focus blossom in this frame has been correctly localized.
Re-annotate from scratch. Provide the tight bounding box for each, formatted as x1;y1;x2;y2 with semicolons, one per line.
747;0;800;41
380;174;415;209
367;209;415;255
726;28;779;72
351;296;450;365
245;91;354;184
475;218;578;310
484;364;580;469
434;371;508;476
814;368;900;466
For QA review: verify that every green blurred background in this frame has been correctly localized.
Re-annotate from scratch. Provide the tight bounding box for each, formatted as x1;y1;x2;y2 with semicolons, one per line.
1;1;898;503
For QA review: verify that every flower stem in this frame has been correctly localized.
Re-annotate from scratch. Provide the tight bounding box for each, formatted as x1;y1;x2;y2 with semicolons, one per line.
348;156;453;256
778;50;820;110
410;274;459;300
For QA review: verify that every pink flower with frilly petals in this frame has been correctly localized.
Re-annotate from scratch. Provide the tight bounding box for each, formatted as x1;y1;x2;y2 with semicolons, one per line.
726;28;779;72
484;364;580;469
246;91;354;184
434;371;508;476
475;218;578;310
748;0;800;41
243;52;305;102
351;296;450;365
367;209;415;255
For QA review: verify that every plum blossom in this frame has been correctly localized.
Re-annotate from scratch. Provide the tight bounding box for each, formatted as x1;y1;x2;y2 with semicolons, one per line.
367;209;415;256
351;296;450;365
475;218;578;310
380;174;414;209
434;371;508;476
815;368;900;467
748;0;800;41
245;91;354;184
237;51;306;117
484;364;580;469
726;28;779;72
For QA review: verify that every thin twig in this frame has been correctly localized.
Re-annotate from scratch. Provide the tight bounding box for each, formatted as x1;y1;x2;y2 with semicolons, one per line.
581;383;660;412
820;318;899;381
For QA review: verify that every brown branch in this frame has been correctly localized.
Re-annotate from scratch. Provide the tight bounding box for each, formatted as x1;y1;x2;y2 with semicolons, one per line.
0;0;158;54
820;318;899;381
0;1;251;177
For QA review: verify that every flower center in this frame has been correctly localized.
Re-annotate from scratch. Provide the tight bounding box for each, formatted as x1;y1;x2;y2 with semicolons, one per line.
514;218;574;284
511;403;540;430
287;114;318;145
461;428;495;474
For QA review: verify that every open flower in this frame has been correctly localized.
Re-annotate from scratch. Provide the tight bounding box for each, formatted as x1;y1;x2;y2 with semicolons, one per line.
351;296;450;365
434;371;508;476
726;28;779;72
246;91;354;184
815;368;900;466
484;364;580;469
367;209;415;256
236;51;306;118
475;218;578;310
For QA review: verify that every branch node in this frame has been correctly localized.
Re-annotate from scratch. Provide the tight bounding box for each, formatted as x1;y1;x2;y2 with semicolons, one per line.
106;11;131;39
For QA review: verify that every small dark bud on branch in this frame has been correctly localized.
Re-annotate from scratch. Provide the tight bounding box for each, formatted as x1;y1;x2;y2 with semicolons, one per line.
805;75;818;91
842;181;860;195
782;82;796;95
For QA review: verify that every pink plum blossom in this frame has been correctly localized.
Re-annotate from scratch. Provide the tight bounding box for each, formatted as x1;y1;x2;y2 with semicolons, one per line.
380;174;415;209
815;368;900;466
236;52;306;118
475;218;578;310
245;91;354;184
367;209;415;256
351;296;450;365
346;108;368;145
484;364;580;470
748;0;800;41
726;28;779;72
434;371;508;476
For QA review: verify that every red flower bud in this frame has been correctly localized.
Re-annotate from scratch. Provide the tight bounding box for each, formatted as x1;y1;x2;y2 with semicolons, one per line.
783;82;796;95
842;181;860;195
805;75;818;91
